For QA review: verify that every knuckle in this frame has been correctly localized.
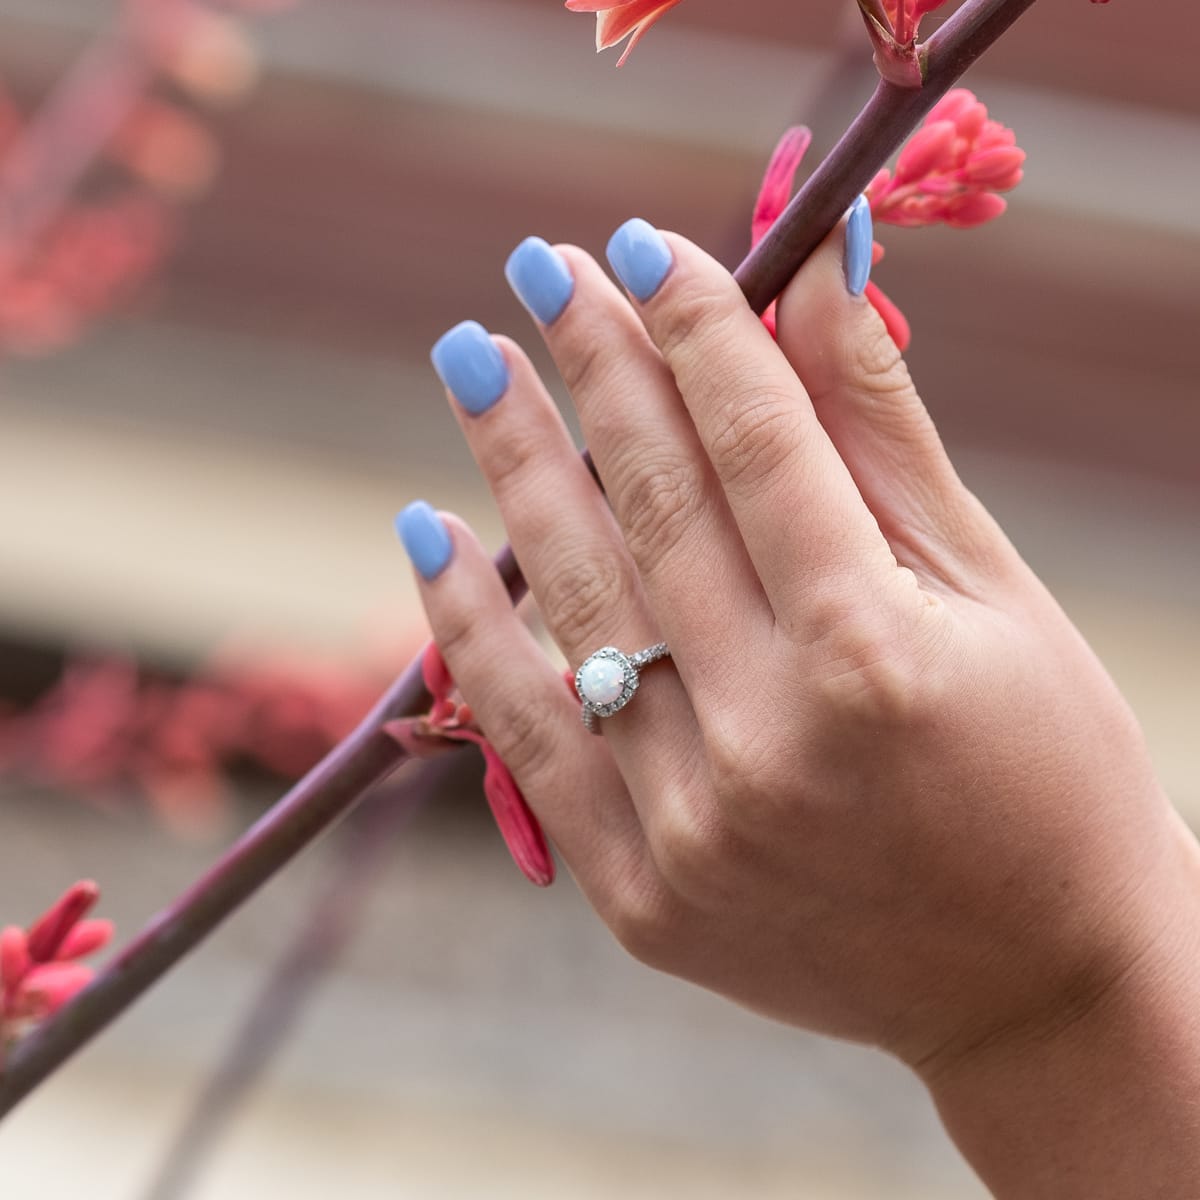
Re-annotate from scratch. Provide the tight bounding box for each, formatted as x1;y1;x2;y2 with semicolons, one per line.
555;320;634;411
606;880;683;968
851;317;908;389
616;453;704;566
650;790;721;894
432;619;562;789
481;420;543;503
481;680;561;785
704;716;778;810
708;392;804;492
828;319;915;409
810;604;928;729
430;596;482;673
654;282;740;366
538;549;633;659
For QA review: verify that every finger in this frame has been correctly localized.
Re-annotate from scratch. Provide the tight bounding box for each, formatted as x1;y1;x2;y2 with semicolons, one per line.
504;235;769;696
428;319;702;789
774;203;1015;588
603;217;899;626
395;504;652;900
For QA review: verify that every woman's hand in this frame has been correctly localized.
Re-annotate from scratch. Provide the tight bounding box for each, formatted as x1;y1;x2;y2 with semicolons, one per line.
397;210;1200;1194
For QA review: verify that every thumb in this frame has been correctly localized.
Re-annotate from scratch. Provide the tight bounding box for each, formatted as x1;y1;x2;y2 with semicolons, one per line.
774;199;1012;587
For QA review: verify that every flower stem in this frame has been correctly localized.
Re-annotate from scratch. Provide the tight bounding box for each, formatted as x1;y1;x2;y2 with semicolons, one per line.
0;0;1040;1119
140;773;437;1200
735;0;1041;313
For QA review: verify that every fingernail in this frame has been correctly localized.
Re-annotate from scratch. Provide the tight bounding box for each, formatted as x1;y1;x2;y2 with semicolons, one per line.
395;501;453;580
606;217;673;302
844;194;873;297
505;237;574;325
430;321;509;415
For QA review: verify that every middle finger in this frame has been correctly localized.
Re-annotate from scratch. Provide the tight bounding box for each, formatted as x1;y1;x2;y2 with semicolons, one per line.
504;236;772;710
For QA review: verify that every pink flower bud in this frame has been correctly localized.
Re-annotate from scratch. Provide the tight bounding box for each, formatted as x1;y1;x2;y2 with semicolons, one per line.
1;926;30;989
56;918;115;961
926;88;979;129
26;881;100;963
16;962;94;1018
894;120;958;183
963;146;1025;189
976;122;1017;150
944;191;1008;228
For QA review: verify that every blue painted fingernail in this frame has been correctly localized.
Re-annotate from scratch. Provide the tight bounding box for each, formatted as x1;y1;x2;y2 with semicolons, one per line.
606;218;673;302
505;237;574;325
430;320;509;415
844;194;873;297
396;501;453;580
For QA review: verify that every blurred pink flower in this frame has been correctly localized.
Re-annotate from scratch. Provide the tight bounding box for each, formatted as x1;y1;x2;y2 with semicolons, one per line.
0;633;415;837
564;0;684;66
2;882;114;1057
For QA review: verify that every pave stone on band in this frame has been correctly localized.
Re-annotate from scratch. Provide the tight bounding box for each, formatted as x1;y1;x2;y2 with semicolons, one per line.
574;642;671;733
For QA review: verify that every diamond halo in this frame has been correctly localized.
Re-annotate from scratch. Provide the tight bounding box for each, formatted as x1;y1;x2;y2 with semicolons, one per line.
574;642;670;733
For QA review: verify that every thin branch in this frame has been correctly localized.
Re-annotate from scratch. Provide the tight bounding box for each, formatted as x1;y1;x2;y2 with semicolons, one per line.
140;766;443;1200
0;0;1041;1118
734;0;1041;311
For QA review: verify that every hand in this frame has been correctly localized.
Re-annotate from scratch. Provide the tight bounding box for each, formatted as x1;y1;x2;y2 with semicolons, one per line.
397;212;1200;1192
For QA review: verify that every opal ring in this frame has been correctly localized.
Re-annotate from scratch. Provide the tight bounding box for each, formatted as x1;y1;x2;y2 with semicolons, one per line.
574;642;671;733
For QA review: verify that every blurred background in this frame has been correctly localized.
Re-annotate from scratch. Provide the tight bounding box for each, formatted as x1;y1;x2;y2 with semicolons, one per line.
0;0;1196;1196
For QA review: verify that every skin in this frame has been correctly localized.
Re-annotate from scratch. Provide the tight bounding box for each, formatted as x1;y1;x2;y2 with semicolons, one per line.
410;219;1200;1196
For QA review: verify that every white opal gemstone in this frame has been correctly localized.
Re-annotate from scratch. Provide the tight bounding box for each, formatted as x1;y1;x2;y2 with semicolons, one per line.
579;657;625;707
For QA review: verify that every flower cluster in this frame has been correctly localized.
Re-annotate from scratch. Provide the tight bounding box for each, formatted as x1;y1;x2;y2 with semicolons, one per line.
0;0;290;357
750;89;1023;350
866;89;1025;228
0;637;411;836
1;881;113;1060
383;645;555;887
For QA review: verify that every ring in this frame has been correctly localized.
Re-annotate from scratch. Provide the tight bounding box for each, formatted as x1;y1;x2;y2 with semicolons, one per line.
574;642;671;733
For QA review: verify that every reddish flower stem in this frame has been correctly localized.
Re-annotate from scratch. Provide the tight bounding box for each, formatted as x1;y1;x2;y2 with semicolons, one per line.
0;0;1040;1119
734;0;1041;312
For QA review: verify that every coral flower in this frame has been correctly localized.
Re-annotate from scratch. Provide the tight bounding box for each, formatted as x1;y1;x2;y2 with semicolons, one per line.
564;0;684;66
2;882;114;1059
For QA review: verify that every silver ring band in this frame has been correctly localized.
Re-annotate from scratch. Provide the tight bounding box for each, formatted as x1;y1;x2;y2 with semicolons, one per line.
574;642;671;733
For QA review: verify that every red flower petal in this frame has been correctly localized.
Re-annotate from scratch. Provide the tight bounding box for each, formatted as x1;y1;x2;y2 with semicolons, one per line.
864;281;912;351
421;642;455;705
751;125;811;247
55;918;115;961
1;926;30;991
566;0;684;65
16;961;94;1018
26;881;100;963
943;191;1007;228
478;740;555;887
